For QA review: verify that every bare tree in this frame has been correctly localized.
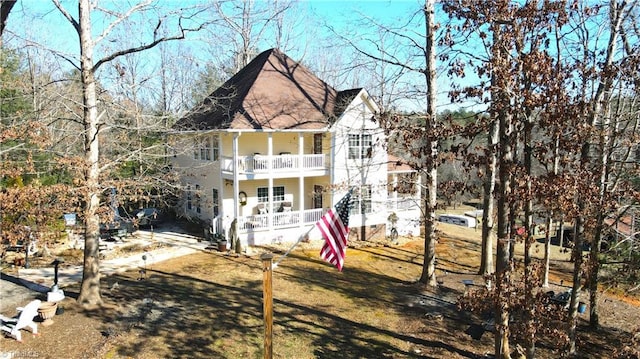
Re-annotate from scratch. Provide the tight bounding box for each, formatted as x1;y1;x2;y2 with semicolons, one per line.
564;2;638;351
209;0;299;73
577;0;640;332
420;0;439;287
479;117;498;276
334;1;442;286
49;0;207;307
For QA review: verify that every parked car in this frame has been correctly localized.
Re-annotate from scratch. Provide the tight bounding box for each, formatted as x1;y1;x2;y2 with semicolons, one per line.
133;208;162;228
100;214;135;240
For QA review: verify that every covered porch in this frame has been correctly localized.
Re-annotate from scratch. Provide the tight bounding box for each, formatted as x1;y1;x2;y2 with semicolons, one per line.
237;208;324;232
220;153;327;178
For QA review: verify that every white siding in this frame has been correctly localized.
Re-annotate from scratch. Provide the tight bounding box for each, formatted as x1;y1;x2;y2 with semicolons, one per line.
170;89;419;245
330;90;388;228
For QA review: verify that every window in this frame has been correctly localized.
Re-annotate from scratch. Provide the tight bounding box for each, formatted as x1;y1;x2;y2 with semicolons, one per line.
195;184;201;213
313;133;323;154
194;137;213;161
201;142;211;161
351;185;372;215
186;184;192;210
348;134;372;159
313;185;323;209
212;136;219;161
257;186;285;203
212;188;219;216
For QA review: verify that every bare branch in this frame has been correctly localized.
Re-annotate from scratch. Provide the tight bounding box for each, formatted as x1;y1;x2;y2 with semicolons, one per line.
93;0;153;45
327;23;424;74
93;18;208;72
52;0;79;34
0;142;25;156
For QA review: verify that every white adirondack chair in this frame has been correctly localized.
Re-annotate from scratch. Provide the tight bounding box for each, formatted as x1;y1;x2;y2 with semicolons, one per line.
0;299;41;341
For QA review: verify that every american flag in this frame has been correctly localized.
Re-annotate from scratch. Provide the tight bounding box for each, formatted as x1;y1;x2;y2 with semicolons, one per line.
317;189;354;271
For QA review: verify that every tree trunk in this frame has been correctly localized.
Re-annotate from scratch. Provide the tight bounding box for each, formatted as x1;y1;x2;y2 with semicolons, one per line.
568;214;585;355
588;3;623;326
76;0;103;307
589;213;604;328
542;215;552;288
558;215;565;248
493;16;512;358
571;0;624;344
508;130;520;263
589;103;612;329
479;117;498;277
523;110;535;359
418;0;438;287
495;115;512;359
543;133;560;288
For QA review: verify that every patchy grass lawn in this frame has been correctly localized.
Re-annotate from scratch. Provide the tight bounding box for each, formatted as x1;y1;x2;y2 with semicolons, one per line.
1;220;638;358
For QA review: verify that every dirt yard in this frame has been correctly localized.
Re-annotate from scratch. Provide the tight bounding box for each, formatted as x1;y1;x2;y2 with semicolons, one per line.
1;223;638;358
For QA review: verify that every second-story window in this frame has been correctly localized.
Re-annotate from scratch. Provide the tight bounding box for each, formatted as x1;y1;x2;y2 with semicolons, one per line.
348;134;372;159
212;136;219;161
351;185;372;215
194;137;213;161
313;133;323;154
201;141;211;161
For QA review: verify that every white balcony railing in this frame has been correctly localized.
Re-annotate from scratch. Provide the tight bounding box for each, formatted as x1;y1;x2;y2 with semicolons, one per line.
221;154;325;174
238;208;324;232
386;197;420;212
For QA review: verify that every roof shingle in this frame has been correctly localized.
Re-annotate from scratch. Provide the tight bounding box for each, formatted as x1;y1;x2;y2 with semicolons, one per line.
174;48;359;131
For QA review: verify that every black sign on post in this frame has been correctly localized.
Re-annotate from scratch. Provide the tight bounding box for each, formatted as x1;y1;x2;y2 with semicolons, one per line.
51;259;63;287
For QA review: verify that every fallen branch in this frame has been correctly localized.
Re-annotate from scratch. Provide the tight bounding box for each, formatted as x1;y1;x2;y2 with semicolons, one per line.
626;283;640;294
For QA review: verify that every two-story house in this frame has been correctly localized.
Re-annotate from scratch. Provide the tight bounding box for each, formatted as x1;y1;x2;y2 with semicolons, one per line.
171;48;420;247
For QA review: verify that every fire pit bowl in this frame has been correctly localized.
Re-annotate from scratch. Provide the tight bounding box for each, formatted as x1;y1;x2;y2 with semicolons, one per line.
38;301;58;326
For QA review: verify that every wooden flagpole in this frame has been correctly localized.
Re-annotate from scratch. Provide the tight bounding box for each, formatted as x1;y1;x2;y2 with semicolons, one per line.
272;224;315;268
261;253;274;359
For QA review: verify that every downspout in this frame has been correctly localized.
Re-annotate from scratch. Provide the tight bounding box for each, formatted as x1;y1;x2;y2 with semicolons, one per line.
298;132;305;231
216;132;223;233
329;129;335;209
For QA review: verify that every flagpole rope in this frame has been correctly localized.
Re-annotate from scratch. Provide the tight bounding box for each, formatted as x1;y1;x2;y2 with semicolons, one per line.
272;225;315;268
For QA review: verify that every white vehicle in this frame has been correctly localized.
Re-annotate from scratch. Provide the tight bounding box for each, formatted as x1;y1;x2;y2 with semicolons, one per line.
438;214;476;228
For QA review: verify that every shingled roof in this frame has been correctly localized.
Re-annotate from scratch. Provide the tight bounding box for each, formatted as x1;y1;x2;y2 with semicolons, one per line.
174;48;361;131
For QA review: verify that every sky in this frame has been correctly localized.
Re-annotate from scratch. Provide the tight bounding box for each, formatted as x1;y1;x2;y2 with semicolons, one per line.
4;0;468;113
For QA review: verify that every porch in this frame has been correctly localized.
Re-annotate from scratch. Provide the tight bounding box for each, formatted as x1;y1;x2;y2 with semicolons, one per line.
386;196;421;212
237;208;324;232
233;197;418;234
220;154;327;178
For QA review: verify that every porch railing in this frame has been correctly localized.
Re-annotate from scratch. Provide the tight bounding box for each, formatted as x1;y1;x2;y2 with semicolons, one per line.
386;197;420;212
221;154;325;174
238;208;324;232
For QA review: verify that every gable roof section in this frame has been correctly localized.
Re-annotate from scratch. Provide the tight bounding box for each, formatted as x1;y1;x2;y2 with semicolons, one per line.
174;48;361;131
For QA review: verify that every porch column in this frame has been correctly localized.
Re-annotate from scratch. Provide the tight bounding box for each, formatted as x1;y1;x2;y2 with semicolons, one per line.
298;132;305;229
217;133;223;232
233;133;240;219
267;133;274;226
392;173;398;210
416;173;422;208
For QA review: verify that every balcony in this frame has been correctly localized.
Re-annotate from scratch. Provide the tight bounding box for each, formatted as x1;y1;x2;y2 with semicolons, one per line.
221;154;327;179
238;208;325;232
386;196;420;212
